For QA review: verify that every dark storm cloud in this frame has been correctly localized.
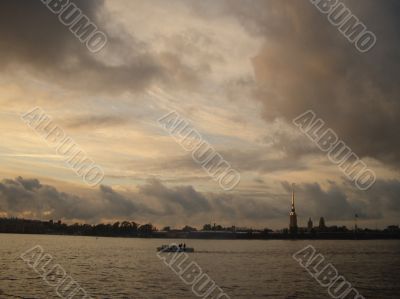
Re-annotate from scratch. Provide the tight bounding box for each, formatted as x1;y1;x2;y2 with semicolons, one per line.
137;180;288;221
1;177;399;225
0;177;152;221
193;0;400;167
0;176;97;220
350;179;400;216
211;0;400;167
99;185;152;218
0;0;198;95
0;177;286;224
0;0;101;68
138;179;211;215
282;181;370;221
282;178;400;222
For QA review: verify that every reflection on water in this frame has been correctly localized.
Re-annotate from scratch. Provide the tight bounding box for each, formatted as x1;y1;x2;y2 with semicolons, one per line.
0;234;399;298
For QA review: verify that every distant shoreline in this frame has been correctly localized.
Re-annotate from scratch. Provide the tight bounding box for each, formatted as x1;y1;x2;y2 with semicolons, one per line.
1;217;399;240
1;231;399;240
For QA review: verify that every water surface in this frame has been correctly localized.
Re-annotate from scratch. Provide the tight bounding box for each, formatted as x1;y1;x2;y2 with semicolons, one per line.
0;234;399;298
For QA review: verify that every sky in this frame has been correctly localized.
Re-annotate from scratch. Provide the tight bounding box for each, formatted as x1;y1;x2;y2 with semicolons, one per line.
0;0;399;229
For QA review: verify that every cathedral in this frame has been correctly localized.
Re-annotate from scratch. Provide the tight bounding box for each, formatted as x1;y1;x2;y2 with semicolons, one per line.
289;184;298;233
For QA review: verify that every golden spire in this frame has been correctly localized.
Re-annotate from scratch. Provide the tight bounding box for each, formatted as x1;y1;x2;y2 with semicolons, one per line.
289;183;298;232
291;183;295;212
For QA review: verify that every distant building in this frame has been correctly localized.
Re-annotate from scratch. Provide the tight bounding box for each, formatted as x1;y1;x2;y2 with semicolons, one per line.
319;217;326;230
386;225;399;232
307;218;313;232
289;184;298;233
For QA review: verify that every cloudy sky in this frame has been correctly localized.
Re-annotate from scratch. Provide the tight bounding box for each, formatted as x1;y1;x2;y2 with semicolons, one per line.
0;0;399;229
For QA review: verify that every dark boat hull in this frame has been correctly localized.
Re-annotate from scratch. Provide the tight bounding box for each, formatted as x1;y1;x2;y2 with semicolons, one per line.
157;246;194;252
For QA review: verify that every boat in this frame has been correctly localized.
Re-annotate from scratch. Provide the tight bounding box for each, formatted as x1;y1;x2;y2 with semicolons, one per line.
157;244;194;253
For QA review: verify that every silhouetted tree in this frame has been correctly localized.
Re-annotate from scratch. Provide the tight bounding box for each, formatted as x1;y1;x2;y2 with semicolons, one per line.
182;225;197;232
138;223;155;234
202;224;212;231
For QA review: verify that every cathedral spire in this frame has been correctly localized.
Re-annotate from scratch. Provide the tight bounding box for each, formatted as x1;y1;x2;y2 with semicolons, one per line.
291;183;295;212
289;183;298;233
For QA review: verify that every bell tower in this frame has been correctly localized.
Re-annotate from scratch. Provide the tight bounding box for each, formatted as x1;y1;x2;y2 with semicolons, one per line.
289;183;298;233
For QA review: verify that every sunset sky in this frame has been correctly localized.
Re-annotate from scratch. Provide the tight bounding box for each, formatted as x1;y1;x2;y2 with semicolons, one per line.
0;0;399;229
